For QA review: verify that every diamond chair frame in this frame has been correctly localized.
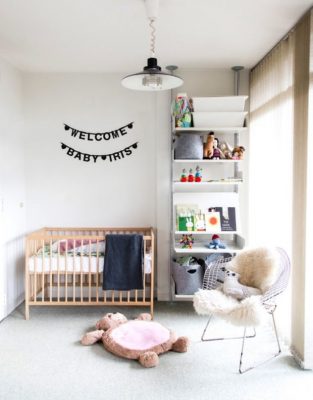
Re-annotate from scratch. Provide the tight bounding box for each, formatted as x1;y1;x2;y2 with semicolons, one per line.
200;248;291;374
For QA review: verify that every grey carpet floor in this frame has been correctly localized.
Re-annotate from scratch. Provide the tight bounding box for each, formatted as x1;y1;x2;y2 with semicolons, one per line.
0;301;312;400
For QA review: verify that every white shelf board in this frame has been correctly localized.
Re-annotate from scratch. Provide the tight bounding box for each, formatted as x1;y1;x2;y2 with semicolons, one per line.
173;159;242;163
175;127;247;134
175;231;238;235
174;235;244;254
174;245;242;254
173;294;194;301
173;181;242;189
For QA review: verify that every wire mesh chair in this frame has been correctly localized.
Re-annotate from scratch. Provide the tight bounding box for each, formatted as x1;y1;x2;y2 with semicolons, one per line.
195;247;291;373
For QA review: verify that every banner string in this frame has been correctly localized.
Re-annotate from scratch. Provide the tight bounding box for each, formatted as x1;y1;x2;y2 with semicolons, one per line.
63;122;134;141
60;142;139;163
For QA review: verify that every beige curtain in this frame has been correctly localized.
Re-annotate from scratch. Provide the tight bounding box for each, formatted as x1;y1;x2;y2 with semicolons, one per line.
249;35;294;252
250;11;313;367
249;34;295;343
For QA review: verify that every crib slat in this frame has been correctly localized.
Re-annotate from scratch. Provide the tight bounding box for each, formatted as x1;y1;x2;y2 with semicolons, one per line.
57;241;60;302
41;239;45;302
34;240;37;303
73;239;76;303
88;239;91;302
96;241;99;302
49;239;52;302
65;240;68;302
80;249;83;301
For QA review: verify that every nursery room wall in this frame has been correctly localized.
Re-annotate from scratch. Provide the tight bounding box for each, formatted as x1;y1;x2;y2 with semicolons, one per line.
0;57;26;320
22;72;172;301
22;68;249;302
22;73;161;230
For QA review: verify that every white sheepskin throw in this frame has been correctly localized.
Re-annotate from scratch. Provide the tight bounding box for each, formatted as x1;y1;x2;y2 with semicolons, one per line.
193;289;267;327
229;247;280;292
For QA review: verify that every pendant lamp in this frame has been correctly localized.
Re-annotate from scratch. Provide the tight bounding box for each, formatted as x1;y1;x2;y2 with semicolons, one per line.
121;0;183;91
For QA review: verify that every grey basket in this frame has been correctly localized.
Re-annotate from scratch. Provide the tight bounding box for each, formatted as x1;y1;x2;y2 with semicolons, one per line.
172;260;204;295
174;134;203;160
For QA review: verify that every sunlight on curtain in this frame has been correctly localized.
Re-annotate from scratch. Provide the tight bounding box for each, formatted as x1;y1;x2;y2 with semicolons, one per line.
250;36;295;342
249;36;294;253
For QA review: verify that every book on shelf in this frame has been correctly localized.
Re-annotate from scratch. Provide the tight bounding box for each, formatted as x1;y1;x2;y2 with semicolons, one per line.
209;207;237;231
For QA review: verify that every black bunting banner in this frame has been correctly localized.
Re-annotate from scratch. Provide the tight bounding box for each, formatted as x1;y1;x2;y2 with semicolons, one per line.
60;142;139;163
64;122;134;142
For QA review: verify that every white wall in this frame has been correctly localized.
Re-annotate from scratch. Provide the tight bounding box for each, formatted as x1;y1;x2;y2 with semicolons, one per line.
0;58;26;320
22;73;173;300
23;73;160;230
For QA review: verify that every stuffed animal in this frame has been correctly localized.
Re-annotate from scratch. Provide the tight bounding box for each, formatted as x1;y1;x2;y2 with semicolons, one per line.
222;270;261;300
203;132;214;159
81;312;189;368
219;140;233;159
208;234;226;249
232;146;245;160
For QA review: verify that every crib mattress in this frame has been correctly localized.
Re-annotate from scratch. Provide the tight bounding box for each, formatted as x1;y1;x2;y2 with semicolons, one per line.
28;254;152;274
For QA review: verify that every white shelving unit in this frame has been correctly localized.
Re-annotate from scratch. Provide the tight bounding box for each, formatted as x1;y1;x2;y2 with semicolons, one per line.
171;96;248;301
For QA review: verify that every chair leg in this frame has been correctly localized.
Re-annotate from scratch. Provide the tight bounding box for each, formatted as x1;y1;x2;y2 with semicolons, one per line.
201;314;256;342
238;311;282;374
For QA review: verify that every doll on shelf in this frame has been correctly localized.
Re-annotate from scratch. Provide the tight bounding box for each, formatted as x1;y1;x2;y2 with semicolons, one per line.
180;168;187;182
180;234;194;249
195;166;202;182
187;168;194;182
232;146;245;160
210;138;225;160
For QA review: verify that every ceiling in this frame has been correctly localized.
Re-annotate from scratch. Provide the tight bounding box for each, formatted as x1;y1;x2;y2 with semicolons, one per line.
0;0;312;73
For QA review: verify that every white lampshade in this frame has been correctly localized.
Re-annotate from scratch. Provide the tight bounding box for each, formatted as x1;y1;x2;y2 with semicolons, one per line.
122;71;183;91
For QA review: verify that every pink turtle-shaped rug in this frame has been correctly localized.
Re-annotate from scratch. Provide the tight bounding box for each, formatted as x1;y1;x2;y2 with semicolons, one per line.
81;312;189;367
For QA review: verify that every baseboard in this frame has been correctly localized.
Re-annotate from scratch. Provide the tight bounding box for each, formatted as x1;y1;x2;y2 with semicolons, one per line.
290;345;312;369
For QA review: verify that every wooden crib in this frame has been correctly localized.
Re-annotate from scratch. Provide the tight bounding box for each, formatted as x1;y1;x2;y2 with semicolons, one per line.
24;227;154;320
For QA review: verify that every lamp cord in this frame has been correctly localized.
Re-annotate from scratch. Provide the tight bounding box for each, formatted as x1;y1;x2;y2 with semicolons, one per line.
149;17;156;57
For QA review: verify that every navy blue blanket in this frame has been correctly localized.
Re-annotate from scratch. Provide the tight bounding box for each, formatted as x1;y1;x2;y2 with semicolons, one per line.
102;234;144;290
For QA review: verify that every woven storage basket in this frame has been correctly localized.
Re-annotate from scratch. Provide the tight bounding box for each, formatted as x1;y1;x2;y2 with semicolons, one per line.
174;134;203;159
172;260;204;295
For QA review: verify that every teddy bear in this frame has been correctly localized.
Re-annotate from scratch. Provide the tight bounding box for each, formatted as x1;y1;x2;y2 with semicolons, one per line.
222;270;261;300
81;312;189;368
203;131;214;159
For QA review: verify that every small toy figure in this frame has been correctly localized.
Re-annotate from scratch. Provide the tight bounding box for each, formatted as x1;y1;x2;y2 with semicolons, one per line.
180;234;194;249
180;168;187;182
195;166;202;182
210;138;225;160
208;234;226;249
232;146;245;160
188;168;194;182
203;131;214;159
